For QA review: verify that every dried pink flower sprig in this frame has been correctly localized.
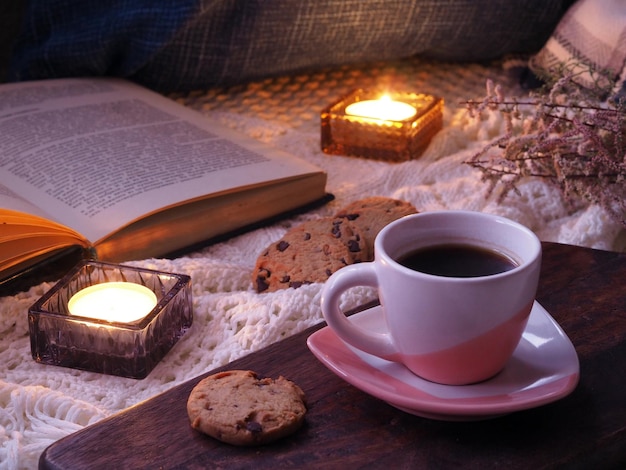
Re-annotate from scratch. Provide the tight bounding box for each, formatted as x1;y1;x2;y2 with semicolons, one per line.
465;77;625;226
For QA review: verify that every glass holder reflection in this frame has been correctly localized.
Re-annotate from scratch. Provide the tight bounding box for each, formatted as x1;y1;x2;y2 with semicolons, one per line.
28;260;193;379
321;89;443;162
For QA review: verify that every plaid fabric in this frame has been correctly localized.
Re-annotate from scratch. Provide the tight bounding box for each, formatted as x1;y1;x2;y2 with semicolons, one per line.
529;0;626;98
9;0;575;92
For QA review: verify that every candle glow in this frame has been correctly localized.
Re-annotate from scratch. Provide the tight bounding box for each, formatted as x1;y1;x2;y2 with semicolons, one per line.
68;282;157;323
321;89;444;162
345;95;418;122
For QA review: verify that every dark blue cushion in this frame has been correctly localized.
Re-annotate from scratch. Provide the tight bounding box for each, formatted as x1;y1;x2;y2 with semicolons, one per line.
8;0;576;92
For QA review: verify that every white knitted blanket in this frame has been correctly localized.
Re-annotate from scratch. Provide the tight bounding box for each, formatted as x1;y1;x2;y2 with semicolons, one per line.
1;59;624;469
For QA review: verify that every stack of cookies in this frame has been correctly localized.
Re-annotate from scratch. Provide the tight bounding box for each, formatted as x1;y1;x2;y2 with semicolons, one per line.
252;196;417;292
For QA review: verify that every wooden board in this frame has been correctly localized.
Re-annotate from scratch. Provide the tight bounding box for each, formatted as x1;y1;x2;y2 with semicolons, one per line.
40;243;626;469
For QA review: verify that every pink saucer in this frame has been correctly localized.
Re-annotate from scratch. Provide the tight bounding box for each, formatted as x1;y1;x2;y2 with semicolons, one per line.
307;301;579;421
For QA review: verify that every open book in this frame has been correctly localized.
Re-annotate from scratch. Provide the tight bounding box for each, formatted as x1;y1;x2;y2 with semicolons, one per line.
0;78;328;291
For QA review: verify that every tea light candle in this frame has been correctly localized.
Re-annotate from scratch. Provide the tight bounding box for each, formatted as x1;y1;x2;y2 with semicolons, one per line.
322;89;443;161
345;95;417;122
68;282;157;323
30;260;192;378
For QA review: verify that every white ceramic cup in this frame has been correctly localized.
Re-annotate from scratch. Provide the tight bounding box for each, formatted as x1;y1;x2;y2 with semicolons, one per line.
320;210;542;385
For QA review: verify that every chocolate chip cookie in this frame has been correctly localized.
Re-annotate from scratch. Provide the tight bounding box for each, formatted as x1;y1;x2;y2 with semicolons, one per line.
187;370;307;446
253;217;367;292
335;196;417;256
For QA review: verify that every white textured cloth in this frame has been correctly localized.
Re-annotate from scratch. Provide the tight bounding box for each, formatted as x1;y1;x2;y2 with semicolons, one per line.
1;58;624;469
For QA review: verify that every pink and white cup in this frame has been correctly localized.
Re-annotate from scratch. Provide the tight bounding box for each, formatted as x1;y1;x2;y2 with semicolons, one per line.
321;210;542;385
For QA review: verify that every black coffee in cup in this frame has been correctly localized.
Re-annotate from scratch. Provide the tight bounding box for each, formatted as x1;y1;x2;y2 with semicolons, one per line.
397;243;518;278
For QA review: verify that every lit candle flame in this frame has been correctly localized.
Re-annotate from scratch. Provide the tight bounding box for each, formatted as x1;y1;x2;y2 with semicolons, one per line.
68;282;157;323
345;95;417;122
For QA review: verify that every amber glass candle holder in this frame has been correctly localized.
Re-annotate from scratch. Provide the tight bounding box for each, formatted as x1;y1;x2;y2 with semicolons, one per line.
321;89;443;162
28;260;193;379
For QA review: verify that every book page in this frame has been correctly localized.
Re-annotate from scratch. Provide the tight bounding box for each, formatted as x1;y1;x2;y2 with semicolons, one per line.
0;182;52;219
0;78;323;243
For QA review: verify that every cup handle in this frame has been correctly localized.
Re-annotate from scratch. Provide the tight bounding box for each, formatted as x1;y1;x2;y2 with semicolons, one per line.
321;263;398;359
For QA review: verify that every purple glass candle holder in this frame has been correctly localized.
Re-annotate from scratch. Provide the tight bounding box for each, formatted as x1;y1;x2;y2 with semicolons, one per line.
28;260;193;379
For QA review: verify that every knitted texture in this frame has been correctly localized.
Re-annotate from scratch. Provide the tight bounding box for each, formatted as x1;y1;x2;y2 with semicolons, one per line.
1;58;623;469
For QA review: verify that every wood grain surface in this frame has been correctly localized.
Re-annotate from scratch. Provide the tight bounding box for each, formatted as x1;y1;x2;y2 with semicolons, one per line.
40;242;626;469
